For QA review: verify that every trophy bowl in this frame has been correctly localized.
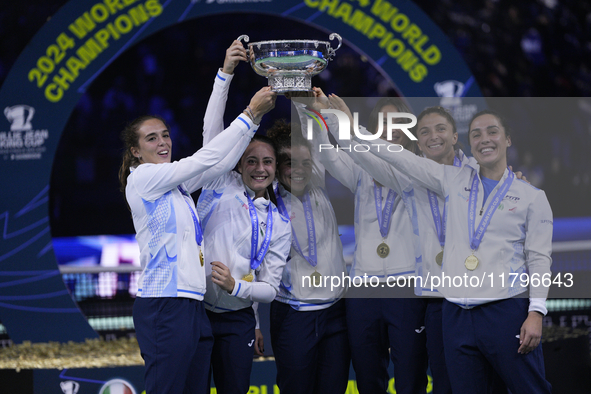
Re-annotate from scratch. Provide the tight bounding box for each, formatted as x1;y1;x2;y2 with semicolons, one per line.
238;33;342;93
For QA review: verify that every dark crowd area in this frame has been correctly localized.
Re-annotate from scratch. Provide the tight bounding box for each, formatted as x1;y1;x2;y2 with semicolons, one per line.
0;0;590;236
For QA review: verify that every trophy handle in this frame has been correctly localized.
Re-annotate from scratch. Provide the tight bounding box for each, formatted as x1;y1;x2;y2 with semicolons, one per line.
237;35;251;58
327;33;342;60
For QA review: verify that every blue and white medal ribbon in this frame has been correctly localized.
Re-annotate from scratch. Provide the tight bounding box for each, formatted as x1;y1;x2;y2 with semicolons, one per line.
373;183;397;258
275;187;318;270
178;185;204;266
428;156;461;265
244;192;273;281
466;168;514;270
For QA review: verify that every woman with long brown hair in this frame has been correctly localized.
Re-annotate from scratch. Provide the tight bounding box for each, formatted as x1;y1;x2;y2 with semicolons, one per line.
119;83;275;393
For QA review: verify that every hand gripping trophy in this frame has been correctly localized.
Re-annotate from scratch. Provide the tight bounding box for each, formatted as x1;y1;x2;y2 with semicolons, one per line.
238;33;342;93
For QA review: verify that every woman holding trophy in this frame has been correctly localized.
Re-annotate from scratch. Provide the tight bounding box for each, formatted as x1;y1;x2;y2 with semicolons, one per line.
266;118;351;394
197;41;292;394
119;84;275;392
297;93;449;394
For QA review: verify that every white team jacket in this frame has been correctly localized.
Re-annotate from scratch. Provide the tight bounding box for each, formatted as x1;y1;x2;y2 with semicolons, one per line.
358;141;553;315
275;181;349;311
323;115;473;297
198;70;291;313
299;106;416;281
198;173;291;312
127;114;259;300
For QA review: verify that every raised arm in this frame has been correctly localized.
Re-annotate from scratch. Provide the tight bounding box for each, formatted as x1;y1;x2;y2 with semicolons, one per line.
187;42;276;192
203;40;246;145
130;116;257;200
291;95;363;193
203;40;275;145
322;94;409;194
356;132;445;195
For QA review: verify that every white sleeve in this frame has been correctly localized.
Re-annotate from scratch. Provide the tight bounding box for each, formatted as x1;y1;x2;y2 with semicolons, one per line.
525;190;553;315
203;70;234;145
308;113;364;193
183;71;258;192
129;116;255;201
356;135;446;194
230;280;277;303
230;211;291;304
256;213;291;292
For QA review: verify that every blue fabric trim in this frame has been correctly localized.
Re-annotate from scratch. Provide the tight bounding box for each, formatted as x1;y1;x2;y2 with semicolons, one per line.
238;116;250;130
178;289;205;296
299;300;337;307
216;72;226;81
235;283;242;297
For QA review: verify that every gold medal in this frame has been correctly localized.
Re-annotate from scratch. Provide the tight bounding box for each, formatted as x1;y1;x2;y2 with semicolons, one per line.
464;254;479;271
377;242;390;258
199;250;204;267
435;250;444;266
310;270;322;287
242;270;254;282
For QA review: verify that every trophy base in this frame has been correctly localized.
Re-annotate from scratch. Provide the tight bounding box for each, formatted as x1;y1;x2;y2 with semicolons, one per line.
268;74;312;93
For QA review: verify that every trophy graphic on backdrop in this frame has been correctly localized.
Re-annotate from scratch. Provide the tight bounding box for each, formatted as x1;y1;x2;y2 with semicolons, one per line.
238;33;342;93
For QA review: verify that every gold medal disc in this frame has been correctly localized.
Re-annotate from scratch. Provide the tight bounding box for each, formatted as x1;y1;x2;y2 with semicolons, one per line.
377;242;390;258
199;250;204;267
310;270;322;287
242;272;254;282
435;250;444;266
464;254;479;271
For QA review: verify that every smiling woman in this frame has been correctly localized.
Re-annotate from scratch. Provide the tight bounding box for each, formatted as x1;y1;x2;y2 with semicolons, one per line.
415;106;458;165
194;42;292;393
119;103;269;392
350;107;553;393
269;120;314;197
468;110;512;181
237;138;277;199
130;118;171;164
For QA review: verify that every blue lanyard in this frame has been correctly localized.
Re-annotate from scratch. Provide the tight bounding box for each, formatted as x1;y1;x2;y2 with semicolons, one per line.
245;192;274;270
275;186;318;268
467;168;514;250
427;156;461;248
178;185;203;246
373;183;397;239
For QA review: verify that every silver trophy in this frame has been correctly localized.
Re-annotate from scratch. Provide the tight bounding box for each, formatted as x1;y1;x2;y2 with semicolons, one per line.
238;33;342;93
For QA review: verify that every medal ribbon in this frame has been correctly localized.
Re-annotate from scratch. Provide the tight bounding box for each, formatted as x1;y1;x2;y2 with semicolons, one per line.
427;156;461;248
275;186;318;268
178;185;203;246
467;168;514;251
245;192;274;271
373;183;397;239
